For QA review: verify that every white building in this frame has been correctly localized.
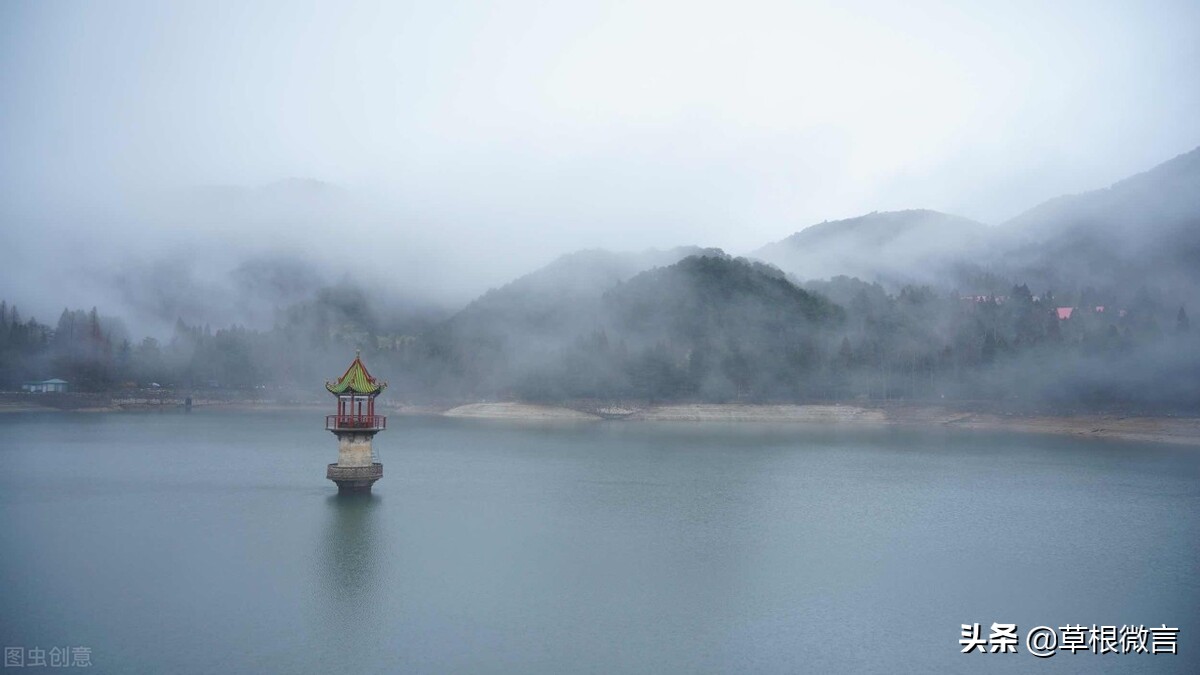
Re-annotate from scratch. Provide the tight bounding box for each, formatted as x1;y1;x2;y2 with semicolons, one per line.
22;379;69;393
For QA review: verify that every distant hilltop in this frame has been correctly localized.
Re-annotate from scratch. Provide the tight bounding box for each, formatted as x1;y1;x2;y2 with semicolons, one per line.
3;146;1199;412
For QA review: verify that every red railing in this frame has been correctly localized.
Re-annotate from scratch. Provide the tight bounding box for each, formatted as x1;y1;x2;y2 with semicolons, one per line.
326;415;387;431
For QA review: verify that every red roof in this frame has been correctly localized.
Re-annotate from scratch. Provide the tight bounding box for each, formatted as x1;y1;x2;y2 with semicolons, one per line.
1056;307;1074;320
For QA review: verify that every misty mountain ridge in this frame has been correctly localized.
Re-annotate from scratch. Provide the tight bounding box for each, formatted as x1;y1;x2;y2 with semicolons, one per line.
452;254;847;401
435;247;725;381
604;255;843;349
990;146;1200;295
1003;146;1200;235
440;142;1200;352
54;144;1200;342
5;145;1199;409
463;246;725;305
423;145;1200;404
748;146;1200;301
752;209;988;285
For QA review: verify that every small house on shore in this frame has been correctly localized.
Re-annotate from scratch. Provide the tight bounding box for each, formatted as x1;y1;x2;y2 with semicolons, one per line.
22;379;69;393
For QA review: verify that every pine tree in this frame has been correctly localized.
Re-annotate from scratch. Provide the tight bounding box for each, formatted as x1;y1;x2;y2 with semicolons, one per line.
837;336;853;368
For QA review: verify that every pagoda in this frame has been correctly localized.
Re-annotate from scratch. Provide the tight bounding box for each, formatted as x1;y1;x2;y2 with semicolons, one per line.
325;351;386;493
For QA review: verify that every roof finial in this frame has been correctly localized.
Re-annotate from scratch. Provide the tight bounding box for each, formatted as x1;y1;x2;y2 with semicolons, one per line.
356;348;361;358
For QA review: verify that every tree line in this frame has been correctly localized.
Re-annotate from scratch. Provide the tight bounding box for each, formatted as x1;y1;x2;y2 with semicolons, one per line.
1;255;1195;411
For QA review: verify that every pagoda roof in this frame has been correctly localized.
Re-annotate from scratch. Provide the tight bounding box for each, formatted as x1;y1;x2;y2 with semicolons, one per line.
326;352;387;395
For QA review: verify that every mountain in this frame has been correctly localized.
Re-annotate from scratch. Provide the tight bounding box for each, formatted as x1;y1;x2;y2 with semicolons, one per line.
751;209;986;285
1004;147;1200;235
416;144;1200;402
595;255;844;400
605;254;842;349
991;146;1200;296
425;253;846;400
444;246;721;339
750;147;1200;300
429;247;721;391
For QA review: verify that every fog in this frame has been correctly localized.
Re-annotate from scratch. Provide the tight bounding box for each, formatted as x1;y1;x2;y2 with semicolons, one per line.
3;0;1199;331
2;1;1199;412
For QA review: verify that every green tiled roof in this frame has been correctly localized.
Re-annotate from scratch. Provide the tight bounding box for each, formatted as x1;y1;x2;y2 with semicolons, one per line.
326;352;387;395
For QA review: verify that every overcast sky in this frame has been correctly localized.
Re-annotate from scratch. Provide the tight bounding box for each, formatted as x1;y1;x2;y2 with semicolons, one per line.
2;0;1198;325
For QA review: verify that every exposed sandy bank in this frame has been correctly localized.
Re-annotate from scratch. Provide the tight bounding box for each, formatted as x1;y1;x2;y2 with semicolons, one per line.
630;404;888;424
6;394;1197;446
443;402;601;421
435;401;1200;446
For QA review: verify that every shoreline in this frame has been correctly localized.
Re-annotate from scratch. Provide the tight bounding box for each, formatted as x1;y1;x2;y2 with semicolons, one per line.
3;396;1198;446
433;402;1200;446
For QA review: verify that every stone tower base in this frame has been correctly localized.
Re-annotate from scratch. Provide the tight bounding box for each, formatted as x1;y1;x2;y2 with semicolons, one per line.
327;463;383;493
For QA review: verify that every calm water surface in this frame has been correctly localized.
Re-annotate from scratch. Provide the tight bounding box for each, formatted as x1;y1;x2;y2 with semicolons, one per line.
1;410;1197;674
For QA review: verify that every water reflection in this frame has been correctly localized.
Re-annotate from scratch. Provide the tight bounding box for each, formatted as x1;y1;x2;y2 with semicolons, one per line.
316;493;384;633
6;412;1198;673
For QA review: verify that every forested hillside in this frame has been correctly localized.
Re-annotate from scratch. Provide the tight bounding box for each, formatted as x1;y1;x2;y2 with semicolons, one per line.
4;148;1199;411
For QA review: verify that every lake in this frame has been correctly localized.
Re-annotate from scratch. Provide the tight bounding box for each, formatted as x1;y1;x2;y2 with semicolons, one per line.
1;410;1197;673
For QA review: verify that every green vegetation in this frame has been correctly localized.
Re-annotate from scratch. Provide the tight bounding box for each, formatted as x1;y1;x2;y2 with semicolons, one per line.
5;147;1198;410
3;253;1195;411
